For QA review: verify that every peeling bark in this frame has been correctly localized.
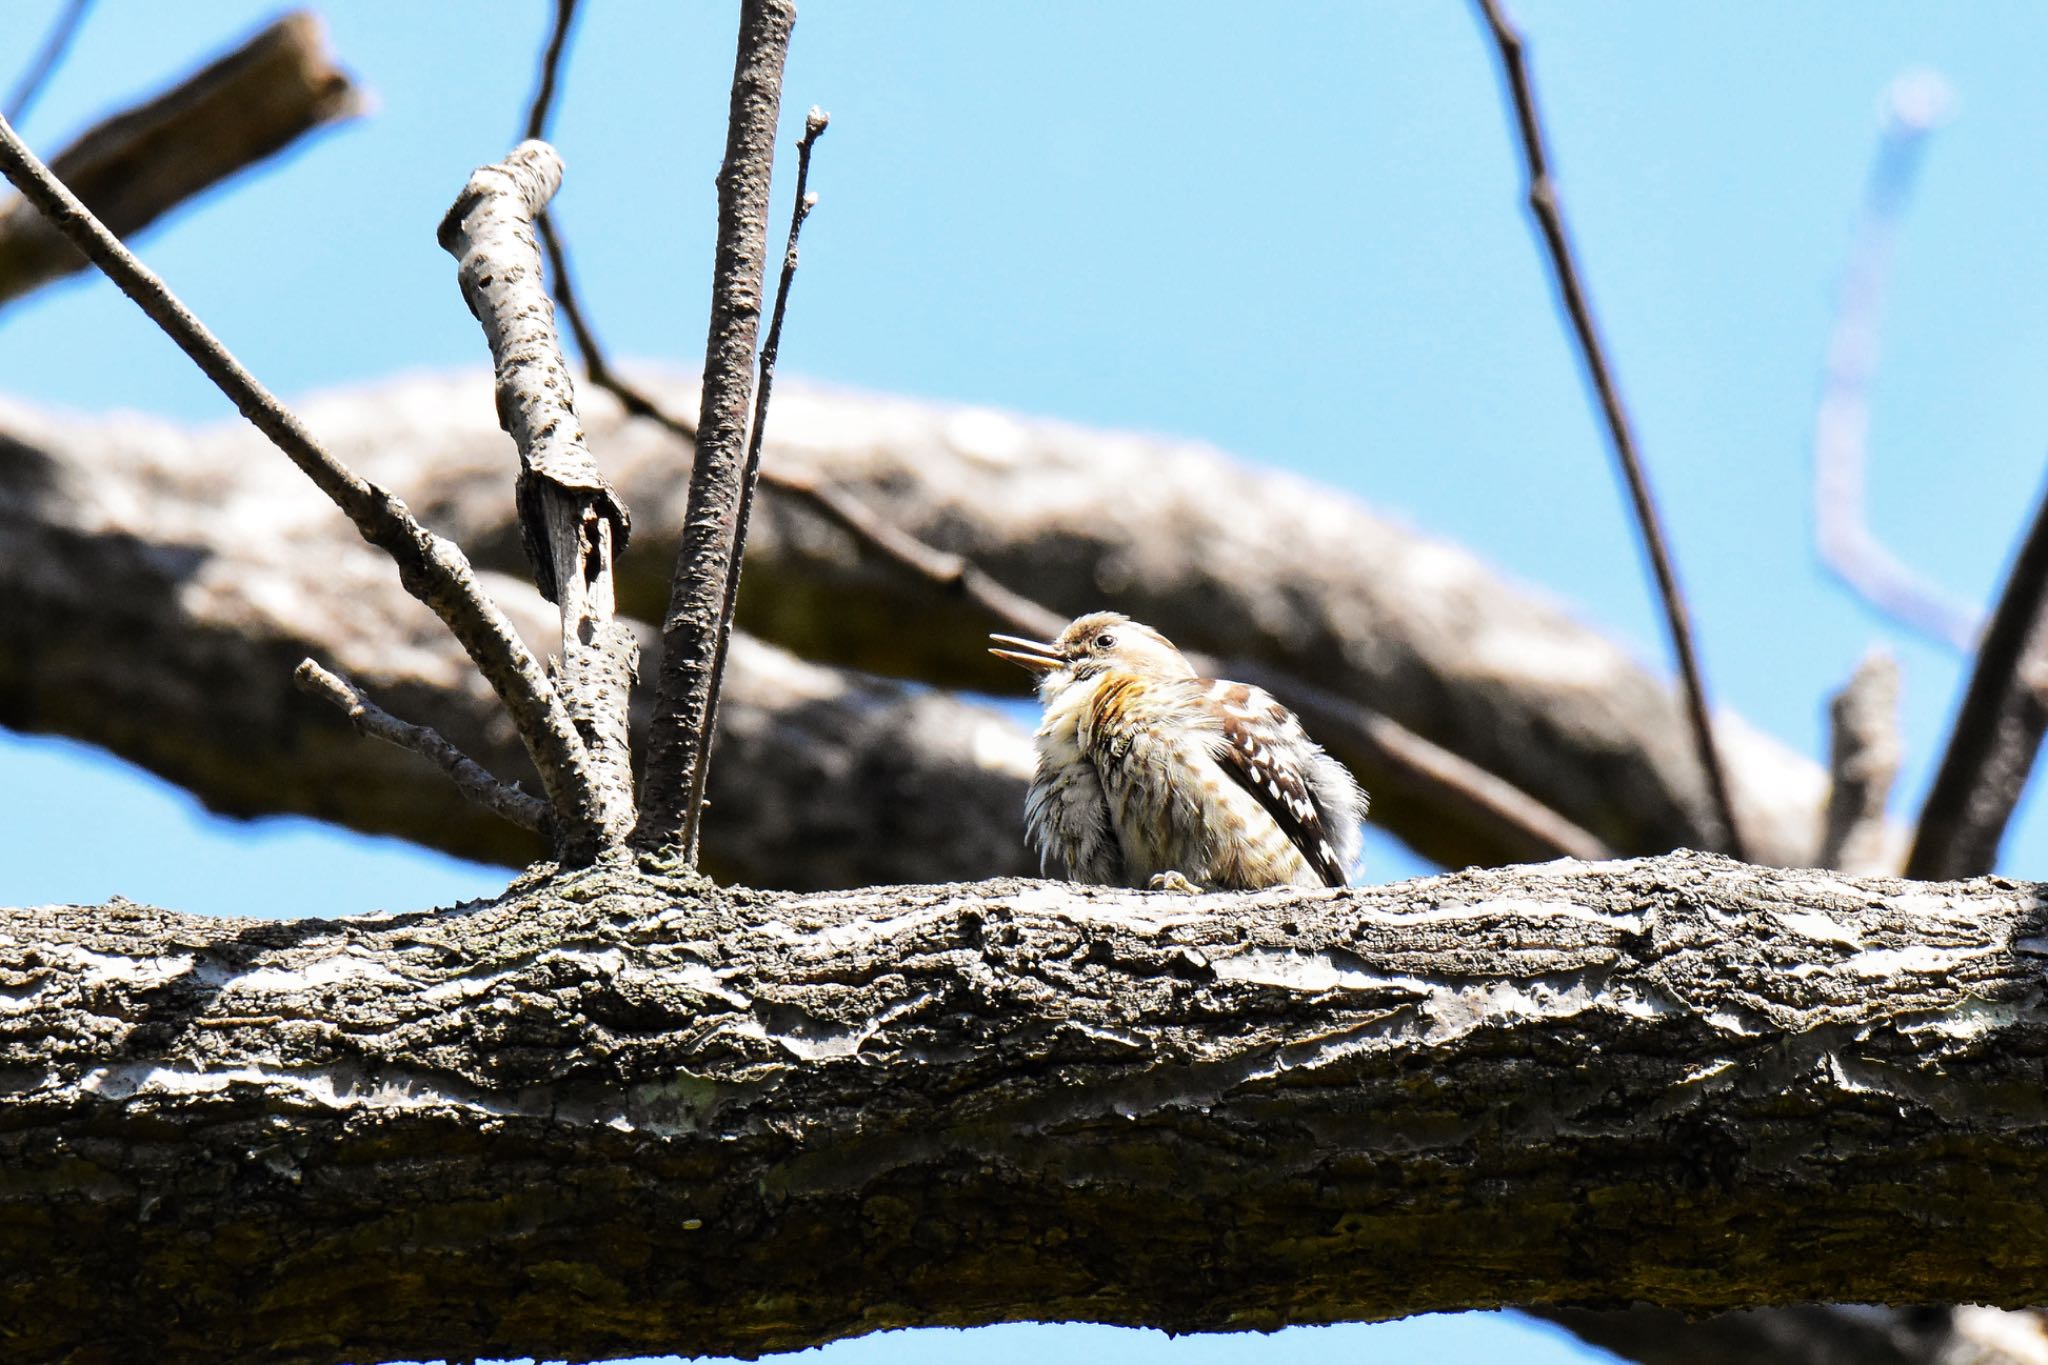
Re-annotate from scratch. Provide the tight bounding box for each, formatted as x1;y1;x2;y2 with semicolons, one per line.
0;852;2043;1364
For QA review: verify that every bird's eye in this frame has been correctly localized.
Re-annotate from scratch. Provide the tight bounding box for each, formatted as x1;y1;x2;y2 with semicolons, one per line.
1095;633;1117;650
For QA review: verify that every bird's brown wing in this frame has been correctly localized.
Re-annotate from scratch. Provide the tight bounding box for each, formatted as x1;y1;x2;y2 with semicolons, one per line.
1197;679;1350;888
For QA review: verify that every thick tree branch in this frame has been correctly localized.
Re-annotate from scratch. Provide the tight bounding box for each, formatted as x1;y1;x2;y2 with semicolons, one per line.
2;852;2044;1364
0;374;1837;873
636;0;798;856
439;139;637;846
0;11;362;310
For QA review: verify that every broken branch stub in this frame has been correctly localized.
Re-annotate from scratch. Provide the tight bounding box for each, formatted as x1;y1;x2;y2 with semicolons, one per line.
438;138;637;847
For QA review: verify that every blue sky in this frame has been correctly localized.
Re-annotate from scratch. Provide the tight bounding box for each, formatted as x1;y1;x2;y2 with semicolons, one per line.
5;3;2045;1362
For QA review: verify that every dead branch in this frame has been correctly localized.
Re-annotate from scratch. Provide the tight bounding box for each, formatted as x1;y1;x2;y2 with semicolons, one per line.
1819;649;1903;874
1909;478;2048;879
292;659;548;834
439;139;636;844
1471;0;1745;860
0;11;362;309
2;852;2045;1364
636;0;798;858
0;112;619;862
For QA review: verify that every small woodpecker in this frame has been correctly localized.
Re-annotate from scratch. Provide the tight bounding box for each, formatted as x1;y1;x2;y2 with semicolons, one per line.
991;611;1368;891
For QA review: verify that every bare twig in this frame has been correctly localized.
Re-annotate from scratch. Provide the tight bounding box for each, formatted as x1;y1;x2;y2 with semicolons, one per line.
1816;72;1979;651
1471;0;1746;861
1907;477;2048;879
684;107;829;862
294;659;548;834
0;12;363;310
439;139;637;847
522;0;579;142
633;0;797;858
0;111;607;858
1818;649;1902;874
4;0;92;125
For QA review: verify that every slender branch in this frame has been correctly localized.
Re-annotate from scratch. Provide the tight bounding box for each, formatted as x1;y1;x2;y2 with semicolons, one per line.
1908;476;2048;879
0;12;363;310
293;659;548;834
1815;72;1978;651
522;0;580;142
633;0;797;857
1471;0;1745;861
3;0;91;125
683;107;828;862
438;140;637;849
1818;649;1902;875
0;110;607;858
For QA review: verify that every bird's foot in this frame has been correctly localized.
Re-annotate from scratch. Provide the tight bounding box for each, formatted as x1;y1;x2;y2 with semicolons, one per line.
1147;870;1204;894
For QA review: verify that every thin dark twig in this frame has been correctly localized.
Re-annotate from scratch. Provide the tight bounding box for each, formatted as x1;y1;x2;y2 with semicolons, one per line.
538;213;679;428
633;0;797;857
522;0;579;143
4;0;91;126
0;110;604;846
1471;0;1746;860
1907;476;2048;880
684;107;829;861
536;125;1612;867
294;659;549;834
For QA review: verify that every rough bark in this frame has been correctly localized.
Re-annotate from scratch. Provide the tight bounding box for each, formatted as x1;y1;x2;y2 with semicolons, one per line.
0;372;1838;875
1;852;2043;1365
0;11;362;308
0;394;1033;887
636;0;796;854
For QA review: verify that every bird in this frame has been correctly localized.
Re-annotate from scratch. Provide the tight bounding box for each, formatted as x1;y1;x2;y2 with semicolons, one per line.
990;611;1367;891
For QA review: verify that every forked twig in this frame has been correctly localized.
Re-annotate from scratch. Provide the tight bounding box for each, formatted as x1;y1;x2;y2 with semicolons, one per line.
683;106;829;862
633;0;798;857
4;0;91;125
1472;0;1746;860
1908;479;2048;879
294;660;548;834
0;111;606;855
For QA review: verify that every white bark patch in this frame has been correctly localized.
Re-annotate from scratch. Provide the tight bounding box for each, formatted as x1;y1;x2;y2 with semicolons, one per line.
1771;910;1864;947
1844;944;1992;979
217;951;404;996
1211;948;1429;996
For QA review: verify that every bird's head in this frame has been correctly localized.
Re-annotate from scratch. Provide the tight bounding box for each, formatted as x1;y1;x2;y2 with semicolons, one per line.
989;611;1195;697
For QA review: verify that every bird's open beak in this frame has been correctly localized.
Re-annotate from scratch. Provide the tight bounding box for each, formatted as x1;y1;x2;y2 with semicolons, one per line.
988;633;1064;674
